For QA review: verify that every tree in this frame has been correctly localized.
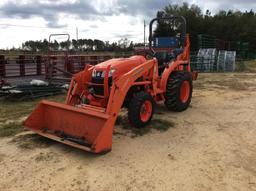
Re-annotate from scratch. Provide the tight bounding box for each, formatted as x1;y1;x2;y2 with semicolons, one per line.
153;3;256;53
71;39;78;50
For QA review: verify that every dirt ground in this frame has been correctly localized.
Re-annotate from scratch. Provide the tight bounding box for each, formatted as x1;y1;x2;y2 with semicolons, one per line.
0;73;256;191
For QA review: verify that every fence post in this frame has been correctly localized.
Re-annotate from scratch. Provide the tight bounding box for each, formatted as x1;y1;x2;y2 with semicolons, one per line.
36;55;42;75
0;55;6;77
19;55;25;76
80;56;86;70
45;56;56;80
66;55;74;74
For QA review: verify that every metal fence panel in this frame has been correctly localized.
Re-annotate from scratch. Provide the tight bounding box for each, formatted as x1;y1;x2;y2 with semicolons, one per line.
217;51;236;72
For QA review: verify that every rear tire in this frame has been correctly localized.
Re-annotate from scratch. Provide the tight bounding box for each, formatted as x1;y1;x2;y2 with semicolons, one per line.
165;71;192;112
128;92;154;128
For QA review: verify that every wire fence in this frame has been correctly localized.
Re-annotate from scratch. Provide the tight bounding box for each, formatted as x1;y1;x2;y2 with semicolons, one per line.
190;34;256;72
197;34;256;59
1;34;255;77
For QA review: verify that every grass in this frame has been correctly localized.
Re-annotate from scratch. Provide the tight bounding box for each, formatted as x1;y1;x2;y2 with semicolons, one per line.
150;119;175;131
193;60;256;91
10;133;54;149
0;122;24;137
193;73;253;91
236;59;256;72
0;101;37;123
0;94;66;152
0;94;66;141
116;115;175;138
0;94;66;123
221;80;249;91
206;79;249;91
34;152;58;162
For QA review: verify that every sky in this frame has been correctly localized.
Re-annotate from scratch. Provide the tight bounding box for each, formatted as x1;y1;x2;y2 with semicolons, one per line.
0;0;255;49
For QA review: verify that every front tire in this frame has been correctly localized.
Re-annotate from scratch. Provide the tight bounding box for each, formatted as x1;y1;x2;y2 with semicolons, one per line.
128;92;154;128
165;71;192;112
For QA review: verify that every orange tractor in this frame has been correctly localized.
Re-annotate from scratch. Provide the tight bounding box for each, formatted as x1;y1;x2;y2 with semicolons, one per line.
25;16;197;153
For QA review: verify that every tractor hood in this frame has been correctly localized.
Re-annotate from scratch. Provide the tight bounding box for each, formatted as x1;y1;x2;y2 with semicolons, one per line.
92;55;146;79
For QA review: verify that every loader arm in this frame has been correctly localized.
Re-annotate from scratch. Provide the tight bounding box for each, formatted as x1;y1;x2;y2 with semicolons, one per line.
65;64;93;105
92;59;157;152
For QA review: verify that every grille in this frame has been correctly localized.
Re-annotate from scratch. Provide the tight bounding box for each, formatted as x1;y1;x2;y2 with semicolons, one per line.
91;76;112;96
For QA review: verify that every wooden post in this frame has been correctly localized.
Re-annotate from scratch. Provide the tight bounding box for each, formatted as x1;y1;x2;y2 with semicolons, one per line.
36;55;42;75
19;55;25;76
80;56;85;70
0;55;6;77
66;55;73;74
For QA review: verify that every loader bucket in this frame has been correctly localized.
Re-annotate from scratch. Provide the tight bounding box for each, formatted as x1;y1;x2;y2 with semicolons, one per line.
24;100;114;153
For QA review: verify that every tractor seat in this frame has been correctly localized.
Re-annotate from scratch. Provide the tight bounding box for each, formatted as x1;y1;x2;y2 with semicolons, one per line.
154;52;174;75
173;48;184;57
154;52;174;65
154;48;183;64
154;48;184;75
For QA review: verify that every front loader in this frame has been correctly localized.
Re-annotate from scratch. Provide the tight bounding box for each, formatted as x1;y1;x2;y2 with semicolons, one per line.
25;16;197;153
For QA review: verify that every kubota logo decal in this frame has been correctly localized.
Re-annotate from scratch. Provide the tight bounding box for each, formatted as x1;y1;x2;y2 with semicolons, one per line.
133;67;144;77
123;79;130;90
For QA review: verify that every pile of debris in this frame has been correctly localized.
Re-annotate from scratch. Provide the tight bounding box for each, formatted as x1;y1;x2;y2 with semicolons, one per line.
0;80;66;100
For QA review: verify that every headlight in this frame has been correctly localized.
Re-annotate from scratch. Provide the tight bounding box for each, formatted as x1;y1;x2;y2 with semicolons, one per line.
92;68;97;77
92;68;116;78
101;71;106;78
102;68;115;78
109;68;116;77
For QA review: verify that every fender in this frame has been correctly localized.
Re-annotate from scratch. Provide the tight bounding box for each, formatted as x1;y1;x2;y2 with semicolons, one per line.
160;60;189;92
106;59;157;114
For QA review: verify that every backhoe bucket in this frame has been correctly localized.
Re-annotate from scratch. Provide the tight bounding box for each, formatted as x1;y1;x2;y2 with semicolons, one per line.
24;100;114;153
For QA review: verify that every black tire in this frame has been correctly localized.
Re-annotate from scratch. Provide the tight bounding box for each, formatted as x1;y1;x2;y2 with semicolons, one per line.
165;71;192;112
128;92;155;128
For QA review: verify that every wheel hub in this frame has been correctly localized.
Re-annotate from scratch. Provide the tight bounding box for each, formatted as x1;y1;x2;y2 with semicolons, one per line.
180;81;190;103
140;101;152;122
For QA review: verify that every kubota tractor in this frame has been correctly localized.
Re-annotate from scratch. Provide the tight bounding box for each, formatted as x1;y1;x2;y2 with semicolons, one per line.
25;16;197;153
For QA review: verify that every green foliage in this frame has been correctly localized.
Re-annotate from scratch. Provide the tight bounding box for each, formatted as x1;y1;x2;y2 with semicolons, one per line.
20;38;136;53
155;3;256;52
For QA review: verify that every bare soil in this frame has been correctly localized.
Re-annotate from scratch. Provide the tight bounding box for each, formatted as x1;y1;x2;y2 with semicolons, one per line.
1;73;256;191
